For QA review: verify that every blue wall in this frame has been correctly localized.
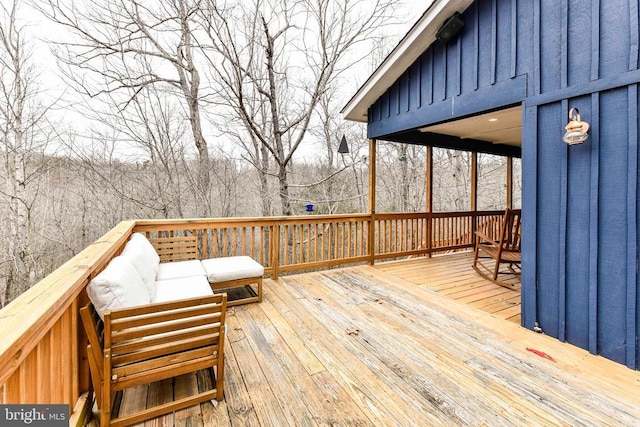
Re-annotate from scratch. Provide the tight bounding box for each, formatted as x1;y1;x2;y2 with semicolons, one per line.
367;0;640;368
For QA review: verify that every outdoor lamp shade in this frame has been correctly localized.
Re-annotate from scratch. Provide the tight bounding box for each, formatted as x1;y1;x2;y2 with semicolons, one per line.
563;107;589;145
338;135;349;154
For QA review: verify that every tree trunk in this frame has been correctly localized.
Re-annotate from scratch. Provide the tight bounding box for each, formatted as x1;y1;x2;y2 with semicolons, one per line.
2;10;31;304
176;0;211;216
260;144;271;216
399;144;409;212
278;163;292;216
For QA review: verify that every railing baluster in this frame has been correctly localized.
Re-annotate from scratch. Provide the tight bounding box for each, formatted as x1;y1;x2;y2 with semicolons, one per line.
241;228;247;255
291;225;297;265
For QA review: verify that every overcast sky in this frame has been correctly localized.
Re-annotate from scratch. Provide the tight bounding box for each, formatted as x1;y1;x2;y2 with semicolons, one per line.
9;0;429;160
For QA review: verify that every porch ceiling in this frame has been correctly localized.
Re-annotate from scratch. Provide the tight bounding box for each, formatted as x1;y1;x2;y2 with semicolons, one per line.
419;106;522;147
377;105;522;157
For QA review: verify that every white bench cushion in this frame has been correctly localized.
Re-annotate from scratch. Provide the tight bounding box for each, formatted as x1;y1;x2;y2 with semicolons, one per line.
87;256;151;320
156;260;207;281
129;233;161;265
153;276;213;303
121;233;161;299
201;256;264;283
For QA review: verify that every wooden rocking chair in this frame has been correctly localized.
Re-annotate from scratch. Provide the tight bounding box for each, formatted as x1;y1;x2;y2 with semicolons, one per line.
472;208;521;288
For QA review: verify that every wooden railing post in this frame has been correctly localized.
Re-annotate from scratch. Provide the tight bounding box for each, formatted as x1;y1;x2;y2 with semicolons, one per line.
368;214;376;265
271;224;280;280
507;156;513;209
368;139;377;265
426;146;433;258
471;152;478;246
427;211;433;258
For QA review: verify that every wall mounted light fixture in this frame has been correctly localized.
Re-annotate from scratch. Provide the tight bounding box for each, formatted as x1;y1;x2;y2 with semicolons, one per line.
563;108;590;145
436;12;464;44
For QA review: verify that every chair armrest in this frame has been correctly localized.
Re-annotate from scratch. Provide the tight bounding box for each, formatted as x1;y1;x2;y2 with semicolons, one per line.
474;230;499;245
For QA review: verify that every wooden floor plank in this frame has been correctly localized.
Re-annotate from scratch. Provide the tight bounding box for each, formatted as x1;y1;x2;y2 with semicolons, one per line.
173;373;202;427
218;312;261;427
223;309;290;426
458;286;515;304
244;299;376;426
357;266;640;425
266;276;415;426
143;379;173;427
235;303;320;425
118;385;147;427
319;270;550;424
263;289;374;426
297;273;471;424
256;297;327;376
478;295;521;315
299;271;520;425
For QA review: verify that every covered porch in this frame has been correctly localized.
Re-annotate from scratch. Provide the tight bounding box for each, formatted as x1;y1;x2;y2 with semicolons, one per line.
377;251;521;323
101;257;636;426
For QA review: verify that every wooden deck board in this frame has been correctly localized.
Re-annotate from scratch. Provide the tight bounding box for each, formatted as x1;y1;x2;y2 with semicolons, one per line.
376;251;521;321
99;254;640;426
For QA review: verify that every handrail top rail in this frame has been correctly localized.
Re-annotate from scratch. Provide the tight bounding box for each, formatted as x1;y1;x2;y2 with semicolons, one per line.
0;221;136;386
132;212;372;228
132;210;506;230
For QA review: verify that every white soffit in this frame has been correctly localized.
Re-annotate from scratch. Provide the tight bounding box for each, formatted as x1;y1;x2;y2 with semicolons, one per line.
419;106;523;147
341;0;474;123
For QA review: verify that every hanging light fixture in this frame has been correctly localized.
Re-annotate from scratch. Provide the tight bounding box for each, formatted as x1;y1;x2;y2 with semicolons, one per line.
338;135;349;154
563;107;590;145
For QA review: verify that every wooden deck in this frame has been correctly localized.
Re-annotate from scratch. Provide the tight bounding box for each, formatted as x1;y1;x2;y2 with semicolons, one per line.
376;251;522;323
101;255;640;426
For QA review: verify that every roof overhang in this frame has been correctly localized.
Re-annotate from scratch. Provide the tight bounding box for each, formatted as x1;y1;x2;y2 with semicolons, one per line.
341;0;474;123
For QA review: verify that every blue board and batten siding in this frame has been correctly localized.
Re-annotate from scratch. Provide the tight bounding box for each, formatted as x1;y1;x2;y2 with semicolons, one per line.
367;0;640;368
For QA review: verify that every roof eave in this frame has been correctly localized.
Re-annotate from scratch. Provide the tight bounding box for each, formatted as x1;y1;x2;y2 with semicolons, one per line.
341;0;474;123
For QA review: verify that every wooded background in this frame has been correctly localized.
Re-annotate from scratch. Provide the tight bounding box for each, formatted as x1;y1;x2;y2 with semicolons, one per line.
0;0;520;306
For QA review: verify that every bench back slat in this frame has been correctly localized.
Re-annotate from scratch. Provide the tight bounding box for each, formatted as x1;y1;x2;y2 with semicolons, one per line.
150;233;198;262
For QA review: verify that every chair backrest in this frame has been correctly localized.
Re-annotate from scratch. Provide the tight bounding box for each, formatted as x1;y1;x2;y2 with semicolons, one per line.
499;208;521;252
80;293;227;390
103;294;226;390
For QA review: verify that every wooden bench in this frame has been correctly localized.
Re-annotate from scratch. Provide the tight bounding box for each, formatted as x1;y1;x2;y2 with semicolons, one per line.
201;256;263;306
80;294;227;427
149;234;263;306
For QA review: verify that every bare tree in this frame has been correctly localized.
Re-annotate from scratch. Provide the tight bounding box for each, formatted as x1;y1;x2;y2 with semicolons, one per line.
376;142;425;213
64;85;202;219
477;153;507;210
296;89;368;214
427;149;471;212
0;0;55;305
201;0;394;215
40;0;214;214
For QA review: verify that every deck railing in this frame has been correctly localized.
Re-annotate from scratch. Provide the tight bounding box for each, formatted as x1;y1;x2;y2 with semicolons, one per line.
0;210;504;425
